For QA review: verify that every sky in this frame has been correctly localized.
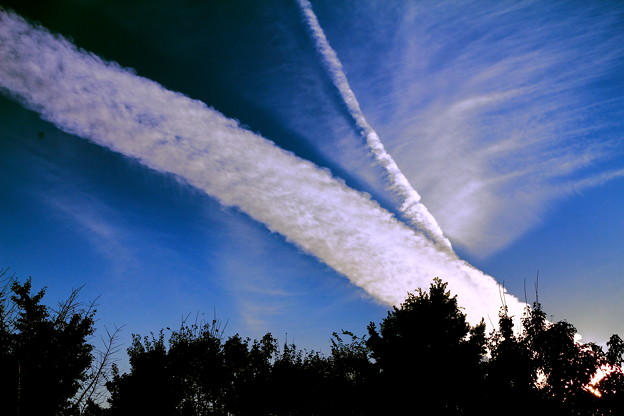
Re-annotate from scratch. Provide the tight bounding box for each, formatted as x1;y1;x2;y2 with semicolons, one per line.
1;0;623;357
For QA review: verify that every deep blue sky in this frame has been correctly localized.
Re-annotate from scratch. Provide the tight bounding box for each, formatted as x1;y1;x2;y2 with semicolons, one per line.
1;0;623;357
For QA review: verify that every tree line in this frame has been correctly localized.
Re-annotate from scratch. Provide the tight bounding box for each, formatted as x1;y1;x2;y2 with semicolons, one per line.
1;269;623;415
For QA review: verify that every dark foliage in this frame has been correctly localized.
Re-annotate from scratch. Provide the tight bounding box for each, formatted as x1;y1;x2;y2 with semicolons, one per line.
3;270;624;415
486;306;538;413
487;303;593;415
106;320;380;415
366;278;486;415
0;271;97;416
106;277;624;416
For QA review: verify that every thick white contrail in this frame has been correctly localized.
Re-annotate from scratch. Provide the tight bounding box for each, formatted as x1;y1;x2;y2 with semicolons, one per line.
0;11;524;327
295;0;452;251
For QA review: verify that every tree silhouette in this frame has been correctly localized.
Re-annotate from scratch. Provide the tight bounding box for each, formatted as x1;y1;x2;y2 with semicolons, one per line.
0;273;97;416
366;278;486;415
106;319;283;416
102;276;624;415
106;321;383;415
221;333;277;415
607;335;624;367
486;306;538;413
106;331;178;416
3;269;624;415
483;299;623;415
327;330;380;415
520;302;604;414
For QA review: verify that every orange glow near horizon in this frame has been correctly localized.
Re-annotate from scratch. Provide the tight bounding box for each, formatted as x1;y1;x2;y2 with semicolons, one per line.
585;364;621;398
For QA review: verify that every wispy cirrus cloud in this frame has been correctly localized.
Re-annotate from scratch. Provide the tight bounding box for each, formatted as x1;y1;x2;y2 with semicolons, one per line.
326;0;624;257
43;192;139;277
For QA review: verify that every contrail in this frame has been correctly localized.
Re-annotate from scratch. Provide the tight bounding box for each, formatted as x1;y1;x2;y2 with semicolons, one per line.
0;10;525;327
295;0;452;251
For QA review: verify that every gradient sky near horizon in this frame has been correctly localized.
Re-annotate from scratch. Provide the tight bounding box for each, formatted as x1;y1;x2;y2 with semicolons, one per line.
1;0;623;355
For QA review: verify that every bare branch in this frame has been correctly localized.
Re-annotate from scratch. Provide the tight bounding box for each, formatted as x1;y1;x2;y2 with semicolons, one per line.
74;324;124;411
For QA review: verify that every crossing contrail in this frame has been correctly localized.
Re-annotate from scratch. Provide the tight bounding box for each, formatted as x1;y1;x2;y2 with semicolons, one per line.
295;0;452;251
0;10;525;327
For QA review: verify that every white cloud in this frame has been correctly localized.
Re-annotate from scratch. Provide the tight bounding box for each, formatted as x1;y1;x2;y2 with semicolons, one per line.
334;0;624;257
295;0;452;250
0;10;526;328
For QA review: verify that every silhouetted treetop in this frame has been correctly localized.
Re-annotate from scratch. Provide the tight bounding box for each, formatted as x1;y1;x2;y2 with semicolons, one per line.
367;278;487;414
3;270;623;416
0;271;101;416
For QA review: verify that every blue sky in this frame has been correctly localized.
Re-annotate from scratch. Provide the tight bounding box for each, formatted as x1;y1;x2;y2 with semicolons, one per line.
1;0;623;358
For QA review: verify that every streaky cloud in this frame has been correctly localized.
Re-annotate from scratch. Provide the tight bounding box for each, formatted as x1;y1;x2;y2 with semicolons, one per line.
0;10;525;327
346;0;624;257
295;0;452;251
